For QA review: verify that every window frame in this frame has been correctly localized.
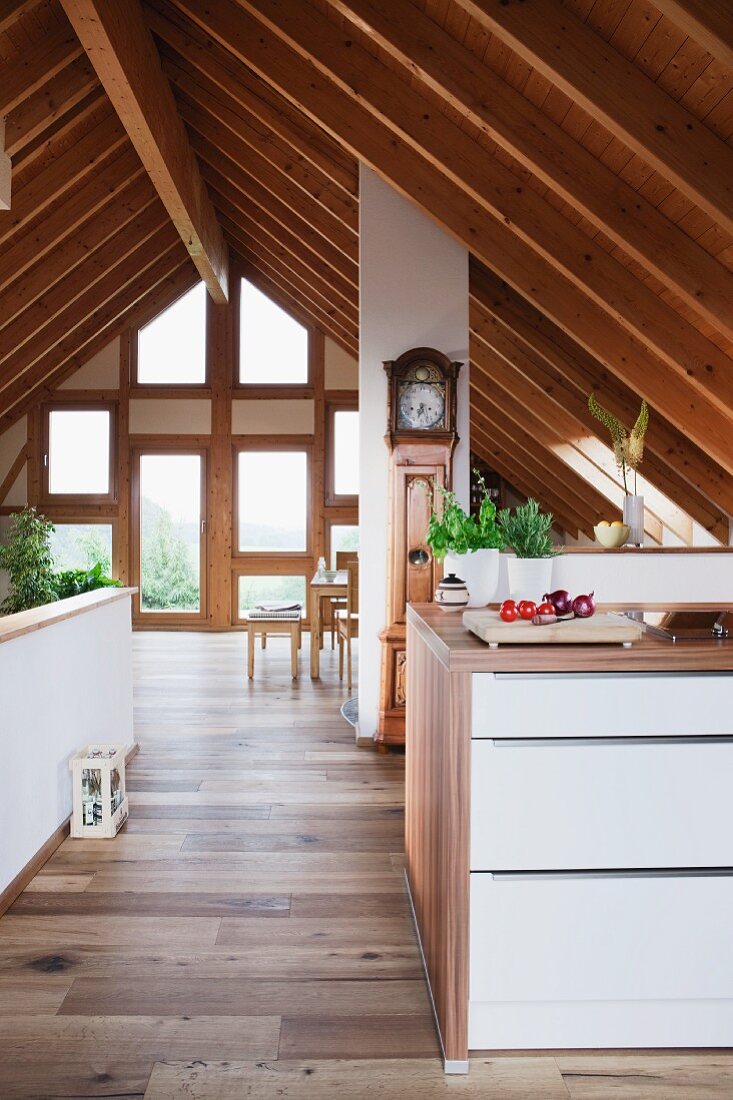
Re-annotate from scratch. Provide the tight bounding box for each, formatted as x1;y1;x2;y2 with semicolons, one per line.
232;439;312;560
131;444;209;625
326;518;360;569
48;519;116;574
231;563;311;627
130;283;211;390
325;397;359;507
233;274;314;395
41;401;118;506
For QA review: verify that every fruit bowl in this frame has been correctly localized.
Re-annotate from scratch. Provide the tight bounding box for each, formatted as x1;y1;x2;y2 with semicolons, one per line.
594;523;630;548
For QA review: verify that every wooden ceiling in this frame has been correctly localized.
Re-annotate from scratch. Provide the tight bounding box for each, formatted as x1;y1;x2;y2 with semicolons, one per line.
1;0;732;542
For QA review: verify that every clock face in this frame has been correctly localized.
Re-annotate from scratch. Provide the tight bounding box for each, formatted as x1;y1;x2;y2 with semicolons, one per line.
397;380;446;430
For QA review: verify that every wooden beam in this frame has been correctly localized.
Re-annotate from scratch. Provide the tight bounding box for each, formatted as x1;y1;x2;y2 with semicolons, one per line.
60;0;228;301
471;327;695;545
187;0;733;474
0;109;127;244
0;146;144;296
5;56;99;158
0;0;37;34
0;444;27;506
328;0;733;344
470;262;733;520
470;297;729;543
458;0;733;237
0;176;157;330
652;1;733;73
0;18;83;114
145;0;358;196
0;246;189;429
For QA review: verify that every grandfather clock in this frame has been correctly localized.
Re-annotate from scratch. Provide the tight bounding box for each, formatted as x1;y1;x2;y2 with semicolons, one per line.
376;347;462;748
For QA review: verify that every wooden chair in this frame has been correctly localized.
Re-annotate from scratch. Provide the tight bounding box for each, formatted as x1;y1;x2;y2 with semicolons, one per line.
329;550;358;649
336;560;359;691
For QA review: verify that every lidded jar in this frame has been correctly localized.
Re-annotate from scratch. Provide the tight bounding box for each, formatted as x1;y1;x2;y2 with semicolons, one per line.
434;573;469;612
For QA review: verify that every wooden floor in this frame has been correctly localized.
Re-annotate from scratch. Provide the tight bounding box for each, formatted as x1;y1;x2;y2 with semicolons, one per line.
1;632;731;1098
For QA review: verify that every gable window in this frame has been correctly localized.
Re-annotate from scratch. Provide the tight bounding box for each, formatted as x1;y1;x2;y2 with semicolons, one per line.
136;282;207;385
236;450;308;553
238;278;309;385
42;405;115;502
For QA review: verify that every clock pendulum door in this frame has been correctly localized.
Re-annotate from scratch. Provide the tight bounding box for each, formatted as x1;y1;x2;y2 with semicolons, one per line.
376;348;462;749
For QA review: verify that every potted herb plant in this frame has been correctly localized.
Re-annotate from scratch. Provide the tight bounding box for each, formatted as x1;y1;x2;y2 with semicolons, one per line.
588;393;649;546
427;472;504;607
497;498;560;602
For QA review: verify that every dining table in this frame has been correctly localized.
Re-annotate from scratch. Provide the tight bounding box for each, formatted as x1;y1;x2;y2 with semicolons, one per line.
309;569;348;678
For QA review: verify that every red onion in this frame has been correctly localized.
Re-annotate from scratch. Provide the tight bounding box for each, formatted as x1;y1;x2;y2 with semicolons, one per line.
572;591;596;618
544;589;573;616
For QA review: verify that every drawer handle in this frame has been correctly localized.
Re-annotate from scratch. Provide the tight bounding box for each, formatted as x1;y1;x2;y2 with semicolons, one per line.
488;868;733;881
491;736;733;748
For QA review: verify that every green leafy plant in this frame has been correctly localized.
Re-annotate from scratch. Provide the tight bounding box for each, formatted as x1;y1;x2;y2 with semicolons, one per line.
426;470;503;560
588;392;649;495
497;499;558;559
51;561;121;600
0;506;58;614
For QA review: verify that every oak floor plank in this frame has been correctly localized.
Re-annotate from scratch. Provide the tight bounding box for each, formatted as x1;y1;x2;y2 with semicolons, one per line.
557;1054;733;1097
215;916;418;948
9;892;290;916
278;1014;439;1059
142;1056;571;1097
0;915;222;946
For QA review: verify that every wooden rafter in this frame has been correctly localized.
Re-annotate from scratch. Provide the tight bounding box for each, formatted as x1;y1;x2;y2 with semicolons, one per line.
0;18;83;115
145;0;358;196
5;57;99;158
327;0;733;344
0;443;28;506
653;0;733;71
470;262;733;521
457;0;733;237
60;0;229;302
181;0;733;475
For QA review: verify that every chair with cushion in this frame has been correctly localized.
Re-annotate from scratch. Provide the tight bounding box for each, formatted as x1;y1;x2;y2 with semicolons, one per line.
336;560;359;691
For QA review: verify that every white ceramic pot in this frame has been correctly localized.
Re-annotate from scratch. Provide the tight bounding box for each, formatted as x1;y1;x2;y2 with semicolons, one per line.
444;548;500;608
506;556;554;603
623;493;644;546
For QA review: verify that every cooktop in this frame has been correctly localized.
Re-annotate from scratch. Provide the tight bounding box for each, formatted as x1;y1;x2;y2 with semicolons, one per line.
624;609;733;642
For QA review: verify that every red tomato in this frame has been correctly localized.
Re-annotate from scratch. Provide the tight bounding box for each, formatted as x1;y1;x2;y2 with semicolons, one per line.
499;604;518;622
536;601;556;616
500;599;516;612
518;600;537;620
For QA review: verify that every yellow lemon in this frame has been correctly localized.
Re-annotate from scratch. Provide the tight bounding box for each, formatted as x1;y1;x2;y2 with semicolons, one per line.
597;519;610;527
610;520;624;528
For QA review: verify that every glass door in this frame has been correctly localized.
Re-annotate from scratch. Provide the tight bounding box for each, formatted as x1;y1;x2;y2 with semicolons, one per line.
134;450;207;622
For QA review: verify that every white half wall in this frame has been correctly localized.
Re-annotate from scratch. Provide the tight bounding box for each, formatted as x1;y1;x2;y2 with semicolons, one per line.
359;166;469;740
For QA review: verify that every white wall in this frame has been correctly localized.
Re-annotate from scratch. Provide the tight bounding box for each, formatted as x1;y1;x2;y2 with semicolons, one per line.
0;594;134;893
359;167;469;739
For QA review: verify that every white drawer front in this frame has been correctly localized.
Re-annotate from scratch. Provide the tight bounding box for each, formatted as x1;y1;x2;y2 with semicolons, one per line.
469;871;733;1005
471;737;733;870
472;671;733;740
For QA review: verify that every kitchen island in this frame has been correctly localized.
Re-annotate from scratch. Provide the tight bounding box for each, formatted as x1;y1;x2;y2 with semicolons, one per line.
405;603;733;1072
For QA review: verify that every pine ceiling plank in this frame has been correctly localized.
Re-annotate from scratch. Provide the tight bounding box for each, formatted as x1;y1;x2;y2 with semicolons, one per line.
0;17;82;114
218;207;358;324
0;1;39;35
185;0;733;475
328;0;733;345
470;393;605;532
470;260;733;520
0;213;175;387
654;0;733;72
0;109;127;244
0;260;195;431
0;230;184;420
0;183;159;343
458;0;733;237
470;292;729;542
60;0;228;302
242;0;733;417
5;55;99;157
0;146;145;296
470;355;666;543
469;421;583;538
193;136;358;284
145;0;358;196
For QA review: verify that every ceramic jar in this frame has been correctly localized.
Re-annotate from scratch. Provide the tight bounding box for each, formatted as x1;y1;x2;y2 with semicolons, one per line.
434;573;469;612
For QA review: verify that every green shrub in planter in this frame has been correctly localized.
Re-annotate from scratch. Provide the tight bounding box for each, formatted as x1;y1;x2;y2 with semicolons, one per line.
0;506;58;614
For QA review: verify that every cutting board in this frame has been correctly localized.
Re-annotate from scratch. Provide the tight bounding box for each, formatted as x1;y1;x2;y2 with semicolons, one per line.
463;610;643;646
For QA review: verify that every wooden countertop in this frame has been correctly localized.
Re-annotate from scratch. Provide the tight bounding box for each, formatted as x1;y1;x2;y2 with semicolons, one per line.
407;603;733;674
0;588;136;646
